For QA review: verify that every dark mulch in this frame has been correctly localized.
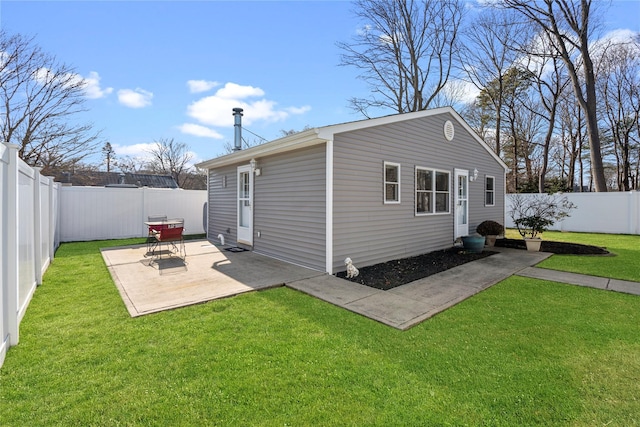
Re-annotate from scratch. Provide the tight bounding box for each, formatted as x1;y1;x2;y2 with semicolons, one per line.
495;238;610;255
336;248;497;291
336;239;610;291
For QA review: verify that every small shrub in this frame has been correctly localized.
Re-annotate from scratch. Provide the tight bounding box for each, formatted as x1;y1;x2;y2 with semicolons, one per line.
509;193;576;239
476;220;504;236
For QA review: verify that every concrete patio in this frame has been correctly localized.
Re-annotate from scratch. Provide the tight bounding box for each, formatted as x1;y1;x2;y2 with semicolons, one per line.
101;240;325;317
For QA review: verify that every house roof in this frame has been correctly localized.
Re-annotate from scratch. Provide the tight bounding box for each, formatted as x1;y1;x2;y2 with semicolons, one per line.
196;107;508;171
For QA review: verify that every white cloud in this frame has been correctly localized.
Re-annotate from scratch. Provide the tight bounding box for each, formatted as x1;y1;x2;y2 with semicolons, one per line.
286;105;312;115
215;82;265;99
32;67;53;85
113;142;156;156
601;28;637;44
178;123;224;139
446;79;480;105
30;68;113;99
356;24;372;37
187;79;220;93
82;71;113;99
114;142;202;170
186;82;310;128
118;88;153;108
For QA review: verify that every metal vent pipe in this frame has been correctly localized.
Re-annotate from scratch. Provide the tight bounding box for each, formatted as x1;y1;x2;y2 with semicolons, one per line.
232;107;243;151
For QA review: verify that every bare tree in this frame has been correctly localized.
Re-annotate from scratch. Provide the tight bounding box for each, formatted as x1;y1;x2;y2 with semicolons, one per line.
477;66;535;191
502;0;608;191
102;142;116;173
596;39;640;190
459;8;533;156
557;89;588;191
117;155;144;174
519;33;571;192
221;137;265;155
0;31;100;175
338;0;464;116
145;138;193;188
279;125;312;137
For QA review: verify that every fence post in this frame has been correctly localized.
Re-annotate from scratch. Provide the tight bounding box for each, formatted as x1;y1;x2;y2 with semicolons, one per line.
634;191;640;235
141;186;147;237
33;168;43;285
48;179;56;262
4;144;20;346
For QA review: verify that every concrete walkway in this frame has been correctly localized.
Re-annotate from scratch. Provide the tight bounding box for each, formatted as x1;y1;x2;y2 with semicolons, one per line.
288;250;640;330
516;267;640;296
287;247;553;330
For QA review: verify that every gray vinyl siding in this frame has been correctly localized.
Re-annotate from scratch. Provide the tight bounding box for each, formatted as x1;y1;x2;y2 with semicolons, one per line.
207;165;239;245
253;145;326;271
331;112;505;273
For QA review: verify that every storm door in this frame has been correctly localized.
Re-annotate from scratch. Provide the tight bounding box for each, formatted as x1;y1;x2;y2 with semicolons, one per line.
454;169;469;238
237;165;253;246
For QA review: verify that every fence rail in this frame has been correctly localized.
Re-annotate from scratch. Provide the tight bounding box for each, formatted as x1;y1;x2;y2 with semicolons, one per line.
506;192;640;235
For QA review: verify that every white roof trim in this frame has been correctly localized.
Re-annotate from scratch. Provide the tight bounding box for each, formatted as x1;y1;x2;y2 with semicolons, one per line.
196;128;324;169
316;106;453;139
196;106;508;171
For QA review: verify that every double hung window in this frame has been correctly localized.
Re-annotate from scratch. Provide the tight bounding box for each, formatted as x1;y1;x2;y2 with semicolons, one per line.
485;176;495;206
384;162;401;203
416;167;450;215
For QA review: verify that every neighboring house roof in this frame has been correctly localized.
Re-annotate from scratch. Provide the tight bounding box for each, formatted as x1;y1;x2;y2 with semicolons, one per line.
57;171;179;188
196;107;508;171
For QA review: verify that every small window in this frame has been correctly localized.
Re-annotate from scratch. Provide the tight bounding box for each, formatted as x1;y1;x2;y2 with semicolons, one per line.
485;176;495;206
384;162;401;203
416;167;450;215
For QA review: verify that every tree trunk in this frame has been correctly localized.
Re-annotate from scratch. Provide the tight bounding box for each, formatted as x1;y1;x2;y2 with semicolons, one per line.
622;133;631;191
538;102;557;193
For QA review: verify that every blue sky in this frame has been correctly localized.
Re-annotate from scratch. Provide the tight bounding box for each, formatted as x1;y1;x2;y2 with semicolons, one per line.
1;0;639;168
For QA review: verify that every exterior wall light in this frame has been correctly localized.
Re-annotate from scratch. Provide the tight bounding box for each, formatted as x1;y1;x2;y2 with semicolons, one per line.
249;158;261;176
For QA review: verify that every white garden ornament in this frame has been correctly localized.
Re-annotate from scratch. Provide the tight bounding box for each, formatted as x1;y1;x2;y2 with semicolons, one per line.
344;257;359;278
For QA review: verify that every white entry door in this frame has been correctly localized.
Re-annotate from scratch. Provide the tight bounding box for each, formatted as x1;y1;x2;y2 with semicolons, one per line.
454;169;469;239
237;165;253;246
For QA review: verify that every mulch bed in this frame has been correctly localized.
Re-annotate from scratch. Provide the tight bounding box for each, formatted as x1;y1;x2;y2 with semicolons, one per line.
336;239;610;291
494;238;610;255
336;248;497;291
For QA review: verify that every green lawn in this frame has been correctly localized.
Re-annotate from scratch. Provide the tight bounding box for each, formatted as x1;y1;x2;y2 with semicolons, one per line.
506;229;640;282
1;234;639;426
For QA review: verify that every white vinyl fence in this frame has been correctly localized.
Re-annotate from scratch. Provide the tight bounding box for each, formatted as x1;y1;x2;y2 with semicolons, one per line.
59;186;207;242
1;143;60;368
506;192;640;235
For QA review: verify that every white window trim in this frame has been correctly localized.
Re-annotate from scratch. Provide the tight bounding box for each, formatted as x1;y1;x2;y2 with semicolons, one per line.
383;161;401;204
485;175;495;207
415;166;451;216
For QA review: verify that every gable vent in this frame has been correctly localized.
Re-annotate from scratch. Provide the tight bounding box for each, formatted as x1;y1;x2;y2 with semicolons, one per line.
444;120;455;141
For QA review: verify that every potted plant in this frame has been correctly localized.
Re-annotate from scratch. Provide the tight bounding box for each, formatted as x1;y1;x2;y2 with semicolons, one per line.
508;193;576;251
513;215;553;251
476;220;504;247
461;234;485;253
